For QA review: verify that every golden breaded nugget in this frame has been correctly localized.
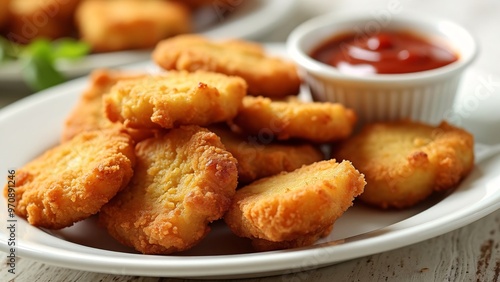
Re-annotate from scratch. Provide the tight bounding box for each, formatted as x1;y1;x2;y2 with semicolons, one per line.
152;34;301;98
3;129;135;229
76;0;191;52
232;96;357;143
99;126;238;254
332;121;474;209
175;0;247;11
62;69;156;142
104;71;247;129
224;160;366;251
209;124;324;184
6;0;80;43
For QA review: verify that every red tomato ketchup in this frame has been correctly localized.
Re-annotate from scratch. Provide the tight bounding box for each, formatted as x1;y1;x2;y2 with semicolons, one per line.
310;30;458;75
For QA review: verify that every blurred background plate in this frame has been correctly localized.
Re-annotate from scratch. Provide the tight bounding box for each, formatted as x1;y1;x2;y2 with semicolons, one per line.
0;0;297;94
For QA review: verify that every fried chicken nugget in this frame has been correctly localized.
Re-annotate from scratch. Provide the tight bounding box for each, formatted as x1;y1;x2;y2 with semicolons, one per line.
99;126;238;254
232;96;357;143
152;34;301;98
169;0;245;10
332;121;475;209
208;124;324;184
104;70;247;129
224;160;366;251
62;69;155;143
251;225;334;252
6;0;81;43
76;0;191;52
3;129;135;229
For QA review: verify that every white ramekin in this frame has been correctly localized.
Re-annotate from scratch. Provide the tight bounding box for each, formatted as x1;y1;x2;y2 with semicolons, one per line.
287;12;478;126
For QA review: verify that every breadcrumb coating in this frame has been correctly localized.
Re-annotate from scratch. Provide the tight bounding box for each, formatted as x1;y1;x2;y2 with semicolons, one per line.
4;129;136;229
62;69;154;143
224;160;366;251
209;124;324;184
104;71;247;129
233;96;357;143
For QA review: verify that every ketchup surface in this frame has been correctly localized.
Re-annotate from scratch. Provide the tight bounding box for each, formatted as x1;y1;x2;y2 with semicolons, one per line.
310;30;458;75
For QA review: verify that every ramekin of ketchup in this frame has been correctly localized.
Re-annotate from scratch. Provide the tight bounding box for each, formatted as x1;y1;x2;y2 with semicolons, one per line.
287;12;477;126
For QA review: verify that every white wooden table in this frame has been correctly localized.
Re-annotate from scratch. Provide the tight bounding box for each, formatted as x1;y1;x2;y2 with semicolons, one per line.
2;0;500;281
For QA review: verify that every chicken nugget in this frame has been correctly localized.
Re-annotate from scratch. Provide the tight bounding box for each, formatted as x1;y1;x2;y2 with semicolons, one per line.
152;34;301;98
6;0;80;44
99;126;238;254
232;96;357;143
224;160;366;251
62;69;156;143
209;124;324;184
75;0;191;52
332;120;475;209
104;70;247;129
3;129;135;229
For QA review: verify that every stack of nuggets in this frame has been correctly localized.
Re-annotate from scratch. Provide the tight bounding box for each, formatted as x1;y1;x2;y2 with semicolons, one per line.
3;35;476;255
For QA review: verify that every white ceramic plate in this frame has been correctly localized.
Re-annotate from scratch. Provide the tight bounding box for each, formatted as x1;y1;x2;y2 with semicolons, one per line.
0;0;297;84
0;45;500;279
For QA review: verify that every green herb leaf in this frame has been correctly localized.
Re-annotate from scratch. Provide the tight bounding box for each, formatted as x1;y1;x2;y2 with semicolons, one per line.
21;55;66;91
52;38;91;60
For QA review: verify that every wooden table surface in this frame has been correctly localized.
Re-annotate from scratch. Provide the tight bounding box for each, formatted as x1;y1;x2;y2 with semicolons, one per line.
2;0;500;281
